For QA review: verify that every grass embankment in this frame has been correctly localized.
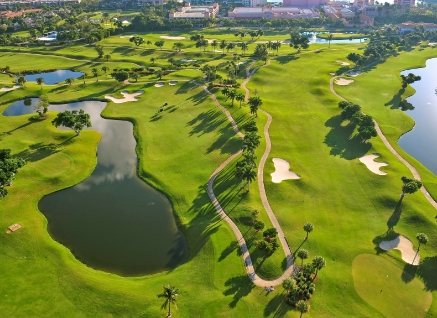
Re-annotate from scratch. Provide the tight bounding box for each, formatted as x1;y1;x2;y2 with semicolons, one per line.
245;46;437;316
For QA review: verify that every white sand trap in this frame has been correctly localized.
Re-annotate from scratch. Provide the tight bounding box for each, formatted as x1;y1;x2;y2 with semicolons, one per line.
155;82;164;87
330;72;336;75
207;39;216;43
335;78;354;86
119;36;133;38
379;235;420;265
359;153;388;175
429;42;436;46
336;60;350;66
180;58;197;62
270;158;300;183
160;36;186;40
0;85;20;92
348;70;362;77
169;81;178;86
105;90;144;103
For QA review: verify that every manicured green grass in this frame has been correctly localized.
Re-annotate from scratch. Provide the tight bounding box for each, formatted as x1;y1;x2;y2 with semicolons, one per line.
352;254;432;318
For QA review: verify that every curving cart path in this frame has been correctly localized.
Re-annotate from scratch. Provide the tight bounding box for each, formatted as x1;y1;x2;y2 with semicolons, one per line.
330;75;437;209
201;60;295;287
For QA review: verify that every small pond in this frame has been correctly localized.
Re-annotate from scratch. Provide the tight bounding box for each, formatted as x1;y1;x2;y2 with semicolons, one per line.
399;58;437;175
22;70;84;85
3;99;189;276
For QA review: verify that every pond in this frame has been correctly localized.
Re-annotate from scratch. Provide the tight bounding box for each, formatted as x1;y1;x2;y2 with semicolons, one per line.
3;99;189;276
399;58;437;175
22;70;84;85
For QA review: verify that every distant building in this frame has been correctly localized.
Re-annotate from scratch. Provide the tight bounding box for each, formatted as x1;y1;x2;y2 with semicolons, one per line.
228;6;321;19
393;0;415;8
169;2;219;20
0;0;80;9
282;0;327;7
397;21;437;33
241;0;267;7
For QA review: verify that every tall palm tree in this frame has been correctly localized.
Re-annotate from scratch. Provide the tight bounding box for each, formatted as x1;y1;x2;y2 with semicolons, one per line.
36;77;44;90
303;222;314;240
227;89;237;106
312;256;326;278
282;277;296;294
157;284;179;317
155;69;163;80
147;40;152;49
241;42;248;56
297;249;309;266
219;40;227;54
17;76;26;87
150;57;155;65
221;86;230;97
65;77;74;86
211;39;218;52
242;164;257;191
266;40;273;54
248;96;262;117
296;300;309;318
275;40;281;55
79;74;86;85
416;233;428;251
327;33;333;48
168;57;174;66
236;92;245;108
91;67;99;82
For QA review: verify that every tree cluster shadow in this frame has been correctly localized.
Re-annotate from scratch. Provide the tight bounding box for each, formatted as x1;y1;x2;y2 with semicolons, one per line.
223;275;255;308
402;256;437;291
13;139;74;162
264;293;293;317
324;115;371;159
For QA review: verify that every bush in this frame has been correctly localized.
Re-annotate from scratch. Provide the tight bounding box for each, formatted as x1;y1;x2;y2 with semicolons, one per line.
309;287;315;294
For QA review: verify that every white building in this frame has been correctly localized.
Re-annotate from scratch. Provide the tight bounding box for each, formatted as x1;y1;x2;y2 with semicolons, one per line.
169;2;219;20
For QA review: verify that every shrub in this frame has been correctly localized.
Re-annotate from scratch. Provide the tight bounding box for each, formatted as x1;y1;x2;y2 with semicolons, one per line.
309;287;315;294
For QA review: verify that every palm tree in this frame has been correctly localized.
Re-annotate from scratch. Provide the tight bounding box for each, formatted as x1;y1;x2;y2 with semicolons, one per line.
303;222;314;240
104;54;111;61
226;42;235;53
243;165;257;191
274;40;281;55
312;256;326;278
241;42;248;56
168;57;174;66
65;77;74;86
211;39;218;52
221;86;230;97
91;67;99;82
101;66;109;73
36;77;44;90
157;284;179;317
219;40;227;54
17;76;26;87
248;96;262;117
266;41;273;54
296;300;309;318
416;233;428;251
282;277;296;293
297;249;309;266
227;89;237;106
327;33;333;48
150;57;155;65
79;74;86;85
146;40;152;49
236;92;245;108
155;69;163;80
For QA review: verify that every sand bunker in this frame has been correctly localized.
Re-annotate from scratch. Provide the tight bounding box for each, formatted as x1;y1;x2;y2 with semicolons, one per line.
379;235;420;265
207;39;216;43
330;72;336;76
429;42;436;46
348;70;362;77
180;58;197;62
119;36;133;39
160;36;186;40
359;154;388;175
105;90;144;103
335;78;354;86
169;81;178;86
0;85;20;92
270;158;300;183
336;60;350;66
154;82;164;87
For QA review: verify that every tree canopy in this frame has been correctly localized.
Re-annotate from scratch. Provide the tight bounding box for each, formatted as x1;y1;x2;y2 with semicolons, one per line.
51;109;92;136
0;149;26;199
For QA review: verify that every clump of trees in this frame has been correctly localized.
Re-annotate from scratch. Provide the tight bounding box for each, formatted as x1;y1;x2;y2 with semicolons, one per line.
0;149;26;199
35;94;50;119
95;44;104;58
338;101;377;141
51;109;91;136
129;36;144;47
255;227;280;256
400;176;422;197
289;31;310;53
111;70;129;82
400;73;421;89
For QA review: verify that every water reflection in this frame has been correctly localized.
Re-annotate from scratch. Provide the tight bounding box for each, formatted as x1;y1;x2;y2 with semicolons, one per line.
399;58;437;175
3;100;189;276
21;70;84;85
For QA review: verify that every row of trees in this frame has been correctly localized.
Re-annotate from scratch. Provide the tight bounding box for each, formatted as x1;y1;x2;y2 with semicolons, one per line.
236;119;260;192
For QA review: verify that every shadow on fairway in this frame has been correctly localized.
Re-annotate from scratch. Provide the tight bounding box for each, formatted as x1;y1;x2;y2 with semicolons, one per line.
218;240;239;262
324;115;371;159
13;141;64;162
264;293;293;317
275;55;299;65
223;274;255;308
402;256;437;291
386;196;404;231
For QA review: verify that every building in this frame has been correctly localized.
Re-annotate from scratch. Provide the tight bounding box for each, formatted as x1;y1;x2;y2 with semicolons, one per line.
228;6;321;19
282;0;327;7
169;2;219;20
396;21;437;33
393;0;415;7
0;0;80;9
241;0;267;7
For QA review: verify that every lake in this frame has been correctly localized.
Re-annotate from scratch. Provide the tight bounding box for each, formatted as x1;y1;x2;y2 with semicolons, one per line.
22;70;84;85
4;99;189;276
399;58;437;175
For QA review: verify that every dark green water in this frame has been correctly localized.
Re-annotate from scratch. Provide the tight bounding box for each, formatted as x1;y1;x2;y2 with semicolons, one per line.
399;58;437;175
4;100;189;276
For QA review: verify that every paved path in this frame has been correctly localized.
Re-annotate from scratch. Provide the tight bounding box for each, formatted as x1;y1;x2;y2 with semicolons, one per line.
330;75;437;209
202;59;295;287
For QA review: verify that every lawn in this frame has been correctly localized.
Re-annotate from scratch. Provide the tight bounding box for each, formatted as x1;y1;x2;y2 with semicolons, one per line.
0;36;437;317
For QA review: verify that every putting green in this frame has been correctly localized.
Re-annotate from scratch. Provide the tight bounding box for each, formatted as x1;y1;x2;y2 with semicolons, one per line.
26;152;72;179
352;254;432;318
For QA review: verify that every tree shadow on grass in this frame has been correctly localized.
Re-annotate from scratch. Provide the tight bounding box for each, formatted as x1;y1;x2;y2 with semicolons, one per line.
223;275;255;308
13;142;62;162
384;88;405;109
176;81;197;94
264;293;293;317
218;240;239;262
402;256;437;291
2;117;38;135
275;55;299;65
186;108;227;137
324;115;371;159
386;196;404;231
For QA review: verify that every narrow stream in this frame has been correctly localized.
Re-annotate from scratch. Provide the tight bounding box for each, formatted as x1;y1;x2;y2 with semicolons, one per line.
4;99;189;276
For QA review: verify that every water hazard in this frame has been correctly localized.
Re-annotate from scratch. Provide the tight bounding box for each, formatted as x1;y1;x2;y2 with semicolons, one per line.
399;58;437;175
4;99;189;276
22;70;83;85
